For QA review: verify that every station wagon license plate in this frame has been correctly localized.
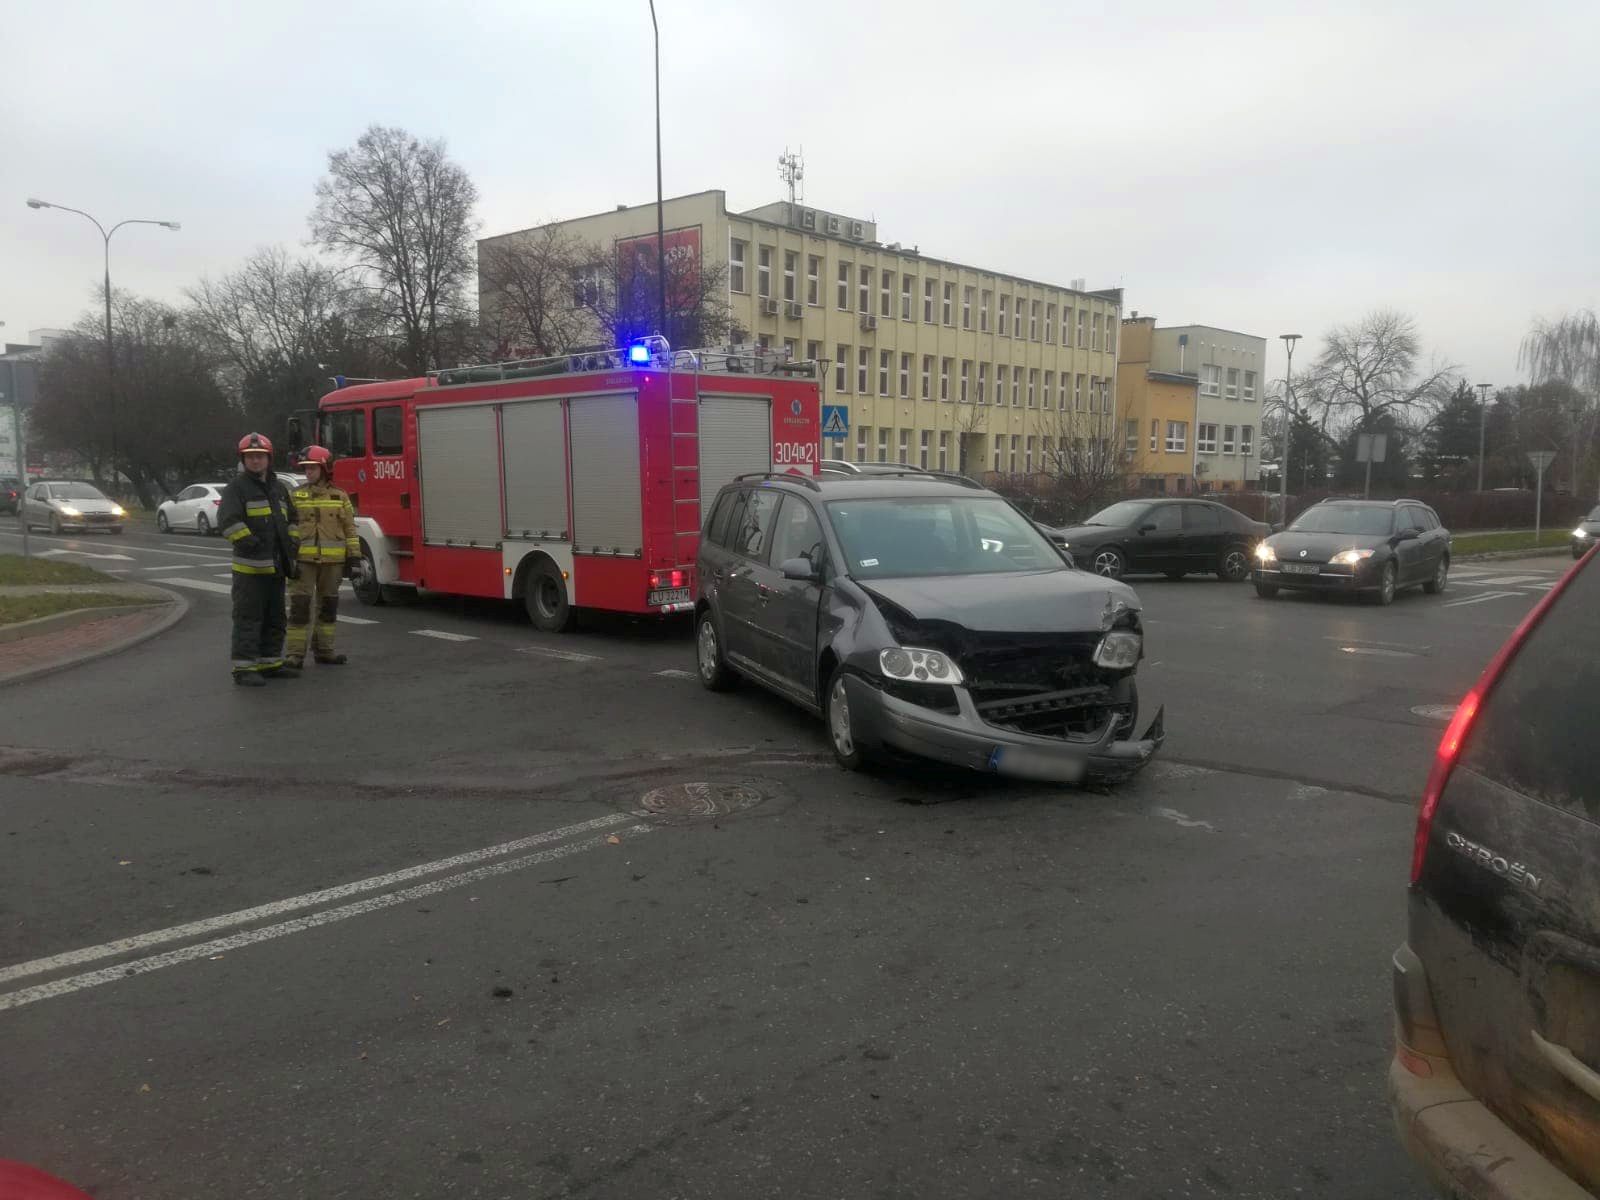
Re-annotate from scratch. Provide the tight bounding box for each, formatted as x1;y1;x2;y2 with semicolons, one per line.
648;586;692;606
989;746;1086;783
1282;562;1320;575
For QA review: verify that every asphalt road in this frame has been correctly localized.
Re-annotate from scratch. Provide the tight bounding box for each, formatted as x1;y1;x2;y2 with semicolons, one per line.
0;517;1570;1199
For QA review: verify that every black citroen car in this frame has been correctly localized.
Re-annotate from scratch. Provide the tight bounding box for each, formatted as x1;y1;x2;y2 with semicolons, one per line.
693;472;1163;783
1045;498;1269;581
1254;498;1450;605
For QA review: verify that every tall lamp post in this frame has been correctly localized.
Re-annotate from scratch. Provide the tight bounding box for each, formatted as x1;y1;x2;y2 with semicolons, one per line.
1277;333;1302;524
1475;382;1492;492
26;199;180;495
647;2;668;343
0;320;25;557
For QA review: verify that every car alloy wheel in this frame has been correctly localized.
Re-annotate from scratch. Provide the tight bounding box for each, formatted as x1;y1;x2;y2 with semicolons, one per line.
828;675;855;760
1377;561;1397;606
1092;548;1124;578
196;512;211;536
157;511;170;533
1220;546;1250;582
1424;556;1449;595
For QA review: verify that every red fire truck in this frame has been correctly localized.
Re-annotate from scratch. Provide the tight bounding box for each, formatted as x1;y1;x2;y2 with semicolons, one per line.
294;343;821;630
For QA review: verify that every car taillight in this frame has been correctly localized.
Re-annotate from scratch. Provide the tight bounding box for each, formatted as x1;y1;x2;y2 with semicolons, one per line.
212;498;221;506
648;569;687;590
1410;556;1587;884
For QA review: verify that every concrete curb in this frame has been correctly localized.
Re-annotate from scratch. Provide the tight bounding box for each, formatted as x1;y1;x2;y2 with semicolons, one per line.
0;600;166;644
0;586;191;689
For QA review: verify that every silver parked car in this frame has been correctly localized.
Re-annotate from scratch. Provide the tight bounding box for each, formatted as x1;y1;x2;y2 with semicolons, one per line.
21;480;127;535
156;483;226;536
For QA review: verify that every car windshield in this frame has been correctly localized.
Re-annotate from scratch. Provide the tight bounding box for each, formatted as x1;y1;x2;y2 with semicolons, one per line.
1290;505;1395;535
1083;501;1150;527
825;496;1061;579
50;483;108;501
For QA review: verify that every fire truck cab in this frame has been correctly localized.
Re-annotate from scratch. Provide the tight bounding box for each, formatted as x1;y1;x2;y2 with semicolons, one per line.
296;343;821;630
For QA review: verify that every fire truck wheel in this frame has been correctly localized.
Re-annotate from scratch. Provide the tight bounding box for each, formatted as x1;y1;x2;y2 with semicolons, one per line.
351;549;386;607
695;609;736;691
525;560;574;632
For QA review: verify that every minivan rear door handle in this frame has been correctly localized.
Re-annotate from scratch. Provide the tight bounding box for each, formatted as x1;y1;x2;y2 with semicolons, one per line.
1531;1029;1600;1104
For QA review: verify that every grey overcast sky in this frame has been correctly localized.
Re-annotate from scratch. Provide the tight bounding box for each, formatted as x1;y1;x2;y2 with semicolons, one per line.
4;0;1597;388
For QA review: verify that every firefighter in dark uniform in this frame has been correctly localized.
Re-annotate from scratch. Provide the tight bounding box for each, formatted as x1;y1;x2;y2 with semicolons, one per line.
285;444;360;668
217;432;300;687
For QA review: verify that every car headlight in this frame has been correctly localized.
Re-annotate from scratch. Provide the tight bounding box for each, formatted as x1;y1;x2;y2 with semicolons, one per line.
111;504;126;516
1330;548;1375;566
1575;527;1592;539
1094;630;1142;670
878;646;964;685
59;506;82;517
1254;543;1277;563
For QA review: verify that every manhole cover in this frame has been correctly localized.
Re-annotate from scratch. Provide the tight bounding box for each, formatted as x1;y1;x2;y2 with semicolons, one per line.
1410;704;1458;722
637;780;767;820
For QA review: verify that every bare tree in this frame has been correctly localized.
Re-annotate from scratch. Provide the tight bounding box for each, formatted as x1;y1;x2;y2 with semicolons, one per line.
310;125;478;374
1308;310;1455;434
1032;398;1127;519
1519;309;1600;498
478;225;603;357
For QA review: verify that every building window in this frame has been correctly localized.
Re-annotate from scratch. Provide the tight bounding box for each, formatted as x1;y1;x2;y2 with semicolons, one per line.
757;246;772;299
1166;421;1188;453
1025;435;1035;474
993;437;1002;473
980;290;991;332
1043;370;1054;410
1027;368;1038;408
901;274;913;320
837;263;850;311
1062;306;1073;346
998;295;1010;337
781;250;796;302
923;279;935;323
1077;309;1087;346
1225;367;1240;400
962;286;973;330
1074;374;1085;410
1241;425;1255;456
858;266;871;314
1011;366;1021;407
572;263;602;307
806;256;821;305
1030;300;1040;341
1125;419;1138;454
1243;370;1257;401
1090;312;1102;350
897;428;910;465
940;358;951;401
1009;435;1020;473
977;361;988;404
919;430;930;470
1044;304;1055;344
877;427;889;463
1014;297;1026;338
729;240;747;293
938;431;949;471
959;360;971;402
942;283;954;326
1197;423;1218;453
756;333;772;352
1041;436;1054;469
1087;376;1098;413
1105;321;1116;355
920;355;932;399
1222;425;1237;454
836;344;850;393
899;352;911;398
1149;418;1158;451
856;425;868;462
880;270;892;317
1201;364;1221;397
783;337;797;359
858;347;870;393
806;340;821;363
879;349;891;396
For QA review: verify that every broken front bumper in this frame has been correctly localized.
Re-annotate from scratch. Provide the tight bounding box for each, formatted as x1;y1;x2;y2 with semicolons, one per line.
841;673;1164;783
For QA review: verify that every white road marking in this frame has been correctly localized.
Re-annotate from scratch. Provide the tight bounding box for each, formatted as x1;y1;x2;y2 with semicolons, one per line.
1324;636;1429;651
0;811;633;989
1532;581;1558;590
37;548;134;561
0;532;229;561
519;646;600;663
162;577;233;595
1456;575;1547;588
1151;806;1216;832
140;564;204;572
656;669;696;679
1339;645;1418;658
412;629;477;642
1442;590;1521;608
336;614;377;625
0;824;652;1013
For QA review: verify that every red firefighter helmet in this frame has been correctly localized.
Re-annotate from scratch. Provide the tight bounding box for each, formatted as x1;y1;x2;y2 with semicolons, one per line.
237;432;273;456
296;444;334;471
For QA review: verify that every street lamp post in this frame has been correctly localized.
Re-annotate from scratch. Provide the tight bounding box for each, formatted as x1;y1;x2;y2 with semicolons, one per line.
0;320;26;558
647;1;668;343
1475;382;1492;492
25;199;179;496
1277;333;1302;525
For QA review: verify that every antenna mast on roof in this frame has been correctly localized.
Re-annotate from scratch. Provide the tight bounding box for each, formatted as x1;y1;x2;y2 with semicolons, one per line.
778;147;804;204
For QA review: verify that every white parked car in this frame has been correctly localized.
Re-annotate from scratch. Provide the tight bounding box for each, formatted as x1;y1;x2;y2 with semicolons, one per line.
156;483;226;536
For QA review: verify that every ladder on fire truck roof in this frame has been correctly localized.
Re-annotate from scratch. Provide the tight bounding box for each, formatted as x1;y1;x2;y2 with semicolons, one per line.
432;343;820;388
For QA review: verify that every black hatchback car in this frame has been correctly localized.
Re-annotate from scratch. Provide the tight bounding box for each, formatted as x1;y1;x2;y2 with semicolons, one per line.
693;473;1164;783
1254;498;1450;605
1046;498;1269;582
1390;548;1598;1198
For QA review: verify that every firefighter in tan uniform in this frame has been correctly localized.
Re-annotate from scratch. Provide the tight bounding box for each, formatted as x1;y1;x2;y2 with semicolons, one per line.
285;445;361;668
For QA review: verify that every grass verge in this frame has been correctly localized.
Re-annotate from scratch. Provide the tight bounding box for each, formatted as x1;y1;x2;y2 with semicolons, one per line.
0;554;117;586
1453;529;1573;555
0;592;158;626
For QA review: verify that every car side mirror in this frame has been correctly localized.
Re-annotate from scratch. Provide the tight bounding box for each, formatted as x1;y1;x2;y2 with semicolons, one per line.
780;556;820;582
1270;522;1285;534
1139;522;1157;533
1394;528;1419;543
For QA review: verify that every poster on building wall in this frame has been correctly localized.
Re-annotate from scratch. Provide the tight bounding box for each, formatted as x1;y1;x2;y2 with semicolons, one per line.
614;226;702;329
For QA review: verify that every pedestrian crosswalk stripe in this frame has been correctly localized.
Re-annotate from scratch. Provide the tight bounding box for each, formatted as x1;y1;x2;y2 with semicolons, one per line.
335;614;378;625
163;577;233;595
411;629;477;642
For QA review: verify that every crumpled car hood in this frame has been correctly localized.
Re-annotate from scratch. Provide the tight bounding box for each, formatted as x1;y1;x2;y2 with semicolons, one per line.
859;570;1140;635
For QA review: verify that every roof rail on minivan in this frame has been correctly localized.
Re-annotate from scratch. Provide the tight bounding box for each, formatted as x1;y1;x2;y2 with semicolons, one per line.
733;471;822;491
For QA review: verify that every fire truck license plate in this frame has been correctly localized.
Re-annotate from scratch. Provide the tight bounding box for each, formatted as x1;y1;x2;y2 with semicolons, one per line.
649;586;692;606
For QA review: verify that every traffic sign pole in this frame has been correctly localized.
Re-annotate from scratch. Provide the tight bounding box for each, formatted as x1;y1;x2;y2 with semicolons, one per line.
0;365;29;558
1527;450;1557;541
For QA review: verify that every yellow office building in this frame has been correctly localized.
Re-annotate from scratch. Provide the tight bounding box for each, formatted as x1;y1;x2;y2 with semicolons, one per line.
479;191;1123;476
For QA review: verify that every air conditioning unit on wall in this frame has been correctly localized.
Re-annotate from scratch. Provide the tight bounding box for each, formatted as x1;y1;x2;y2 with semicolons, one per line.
859;314;877;332
761;298;779;316
785;302;803;319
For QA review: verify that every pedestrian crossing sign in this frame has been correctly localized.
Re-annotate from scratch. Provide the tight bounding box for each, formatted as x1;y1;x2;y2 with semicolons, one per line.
822;405;848;436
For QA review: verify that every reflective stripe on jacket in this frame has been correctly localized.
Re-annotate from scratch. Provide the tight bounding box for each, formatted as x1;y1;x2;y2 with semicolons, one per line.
290;482;359;562
217;471;298;576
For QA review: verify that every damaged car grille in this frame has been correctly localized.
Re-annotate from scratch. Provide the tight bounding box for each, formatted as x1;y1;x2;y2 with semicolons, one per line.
962;634;1131;741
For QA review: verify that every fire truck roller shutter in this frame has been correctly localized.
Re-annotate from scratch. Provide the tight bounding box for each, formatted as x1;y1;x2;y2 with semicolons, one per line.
698;395;774;515
501;399;567;538
567;393;643;556
416;405;502;546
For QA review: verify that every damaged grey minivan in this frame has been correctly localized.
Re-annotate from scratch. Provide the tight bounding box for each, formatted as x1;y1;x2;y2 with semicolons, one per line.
694;472;1164;783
